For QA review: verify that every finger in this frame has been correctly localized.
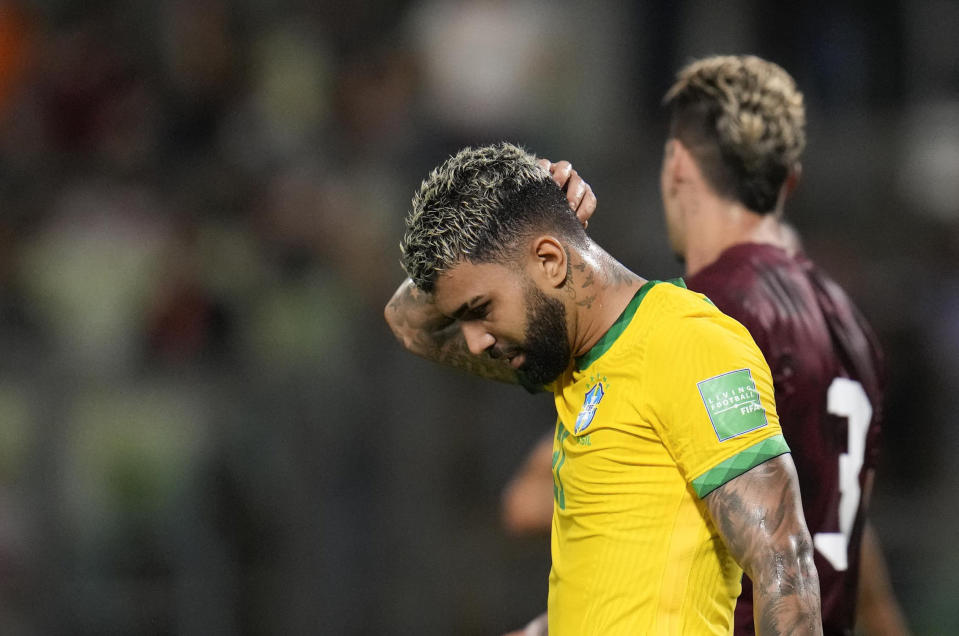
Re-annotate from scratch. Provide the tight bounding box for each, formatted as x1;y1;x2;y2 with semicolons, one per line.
536;158;551;174
550;161;573;189
566;176;587;210
576;189;597;224
549;161;573;190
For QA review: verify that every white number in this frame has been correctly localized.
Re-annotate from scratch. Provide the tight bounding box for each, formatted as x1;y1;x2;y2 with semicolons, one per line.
813;378;871;571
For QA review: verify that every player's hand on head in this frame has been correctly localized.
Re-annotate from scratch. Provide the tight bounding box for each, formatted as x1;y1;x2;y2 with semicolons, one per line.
537;158;596;229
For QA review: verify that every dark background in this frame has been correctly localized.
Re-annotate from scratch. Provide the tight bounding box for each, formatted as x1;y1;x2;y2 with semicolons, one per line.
0;0;954;633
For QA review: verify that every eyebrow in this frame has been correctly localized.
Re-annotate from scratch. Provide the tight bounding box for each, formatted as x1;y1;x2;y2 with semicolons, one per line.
448;295;484;320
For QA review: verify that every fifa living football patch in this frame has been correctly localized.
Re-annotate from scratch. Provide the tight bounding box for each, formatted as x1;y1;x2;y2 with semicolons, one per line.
697;369;768;441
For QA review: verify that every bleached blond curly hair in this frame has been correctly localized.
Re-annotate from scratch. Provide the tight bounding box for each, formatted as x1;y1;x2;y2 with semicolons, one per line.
664;55;806;213
401;142;585;292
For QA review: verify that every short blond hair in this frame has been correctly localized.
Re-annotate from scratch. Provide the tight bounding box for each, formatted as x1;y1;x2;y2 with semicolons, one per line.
664;55;806;213
401;142;584;291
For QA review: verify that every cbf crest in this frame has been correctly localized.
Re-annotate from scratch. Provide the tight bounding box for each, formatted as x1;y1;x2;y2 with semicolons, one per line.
575;377;607;433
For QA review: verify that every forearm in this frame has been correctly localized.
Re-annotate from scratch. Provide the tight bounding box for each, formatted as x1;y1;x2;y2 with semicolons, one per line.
750;531;820;635
384;278;518;383
857;521;911;635
706;455;822;635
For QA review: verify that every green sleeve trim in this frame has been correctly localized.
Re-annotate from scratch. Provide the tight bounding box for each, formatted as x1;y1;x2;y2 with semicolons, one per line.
691;434;790;498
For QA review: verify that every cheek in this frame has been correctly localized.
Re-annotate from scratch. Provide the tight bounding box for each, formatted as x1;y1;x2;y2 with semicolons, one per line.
497;305;530;341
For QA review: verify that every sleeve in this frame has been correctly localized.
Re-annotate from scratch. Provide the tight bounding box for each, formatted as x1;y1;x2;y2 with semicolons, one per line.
641;307;790;498
690;275;791;414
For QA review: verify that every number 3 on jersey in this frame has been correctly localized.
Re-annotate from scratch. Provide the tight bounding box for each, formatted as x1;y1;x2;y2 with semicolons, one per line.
814;377;872;571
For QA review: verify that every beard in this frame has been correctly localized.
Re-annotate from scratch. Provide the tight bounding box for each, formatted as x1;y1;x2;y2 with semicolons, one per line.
516;284;571;387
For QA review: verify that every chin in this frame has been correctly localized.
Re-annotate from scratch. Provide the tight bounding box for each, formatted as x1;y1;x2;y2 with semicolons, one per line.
518;353;570;388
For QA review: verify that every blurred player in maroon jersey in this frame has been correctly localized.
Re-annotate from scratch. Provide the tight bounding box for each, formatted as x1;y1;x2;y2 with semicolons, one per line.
505;56;909;636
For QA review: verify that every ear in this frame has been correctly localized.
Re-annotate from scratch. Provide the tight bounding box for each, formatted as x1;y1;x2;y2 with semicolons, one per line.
674;139;699;180
663;138;694;191
529;235;568;290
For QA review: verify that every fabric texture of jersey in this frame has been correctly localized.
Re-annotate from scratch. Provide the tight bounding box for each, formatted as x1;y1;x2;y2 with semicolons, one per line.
687;243;885;636
547;279;789;636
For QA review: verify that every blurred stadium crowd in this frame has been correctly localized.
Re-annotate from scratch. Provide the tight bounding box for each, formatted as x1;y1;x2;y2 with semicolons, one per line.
0;0;954;633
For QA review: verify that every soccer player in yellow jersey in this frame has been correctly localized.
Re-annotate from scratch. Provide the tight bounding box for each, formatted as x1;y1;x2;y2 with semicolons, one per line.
385;142;822;635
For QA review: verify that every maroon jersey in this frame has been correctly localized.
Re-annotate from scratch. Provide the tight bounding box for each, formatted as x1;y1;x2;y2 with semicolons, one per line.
687;243;884;636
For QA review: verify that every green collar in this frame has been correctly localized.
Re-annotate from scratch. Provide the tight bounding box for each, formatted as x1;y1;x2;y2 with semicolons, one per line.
574;278;685;371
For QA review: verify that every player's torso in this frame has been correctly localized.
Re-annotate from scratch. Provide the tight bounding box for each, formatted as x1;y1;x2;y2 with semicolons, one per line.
688;244;884;634
547;282;747;636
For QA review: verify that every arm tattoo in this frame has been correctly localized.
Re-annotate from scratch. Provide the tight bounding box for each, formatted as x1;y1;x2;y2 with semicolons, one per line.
385;279;519;384
705;455;823;635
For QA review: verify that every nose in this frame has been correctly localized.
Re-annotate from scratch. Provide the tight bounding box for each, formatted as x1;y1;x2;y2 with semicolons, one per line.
460;321;495;356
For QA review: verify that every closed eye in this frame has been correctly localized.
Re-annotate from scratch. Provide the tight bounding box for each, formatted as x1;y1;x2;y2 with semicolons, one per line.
464;301;491;320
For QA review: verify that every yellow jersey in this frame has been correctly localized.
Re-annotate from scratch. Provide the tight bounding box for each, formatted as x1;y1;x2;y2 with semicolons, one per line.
547;279;789;635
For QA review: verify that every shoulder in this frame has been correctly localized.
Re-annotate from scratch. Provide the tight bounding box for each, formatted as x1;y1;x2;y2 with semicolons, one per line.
639;279;727;336
638;282;776;421
642;281;765;369
601;280;739;378
799;256;886;386
687;243;795;304
687;243;820;342
800;256;868;326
